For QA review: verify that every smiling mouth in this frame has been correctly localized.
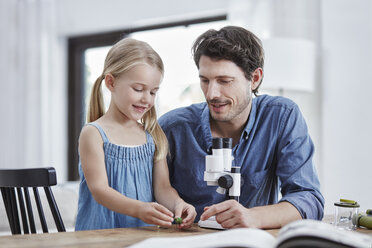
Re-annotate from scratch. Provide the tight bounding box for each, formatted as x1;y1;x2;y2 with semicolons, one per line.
133;105;147;113
209;102;228;112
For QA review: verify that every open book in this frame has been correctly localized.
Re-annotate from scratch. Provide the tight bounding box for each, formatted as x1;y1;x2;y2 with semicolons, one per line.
129;219;372;248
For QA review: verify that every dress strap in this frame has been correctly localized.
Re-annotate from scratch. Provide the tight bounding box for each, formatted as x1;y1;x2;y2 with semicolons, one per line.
87;122;109;143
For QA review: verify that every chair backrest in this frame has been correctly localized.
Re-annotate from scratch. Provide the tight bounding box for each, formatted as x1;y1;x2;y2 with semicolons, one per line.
0;167;66;235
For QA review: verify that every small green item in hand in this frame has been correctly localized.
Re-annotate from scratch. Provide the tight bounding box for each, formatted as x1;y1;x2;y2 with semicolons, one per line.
174;217;183;224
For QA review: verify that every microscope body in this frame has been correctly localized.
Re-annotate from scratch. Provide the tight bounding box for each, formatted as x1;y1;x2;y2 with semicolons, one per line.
198;137;241;229
204;138;241;201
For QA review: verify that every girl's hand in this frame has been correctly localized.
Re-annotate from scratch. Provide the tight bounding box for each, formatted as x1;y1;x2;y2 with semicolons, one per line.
174;201;197;229
137;202;174;227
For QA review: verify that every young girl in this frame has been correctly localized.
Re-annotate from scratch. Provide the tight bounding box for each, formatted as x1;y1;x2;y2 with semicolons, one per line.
75;38;196;230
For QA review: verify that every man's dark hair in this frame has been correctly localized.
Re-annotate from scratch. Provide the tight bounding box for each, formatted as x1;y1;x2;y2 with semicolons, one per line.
192;26;264;95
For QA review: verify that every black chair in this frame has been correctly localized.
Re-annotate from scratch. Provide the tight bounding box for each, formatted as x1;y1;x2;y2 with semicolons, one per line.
0;167;65;234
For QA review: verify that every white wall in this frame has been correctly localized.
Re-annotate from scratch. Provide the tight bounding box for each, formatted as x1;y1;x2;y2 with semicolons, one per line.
0;0;67;183
56;0;228;36
321;0;372;214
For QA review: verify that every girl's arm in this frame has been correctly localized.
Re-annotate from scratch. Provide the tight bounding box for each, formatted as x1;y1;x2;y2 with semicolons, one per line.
153;158;196;228
79;125;174;226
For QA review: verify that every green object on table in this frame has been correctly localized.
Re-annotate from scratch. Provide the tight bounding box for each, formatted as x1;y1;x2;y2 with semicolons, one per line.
366;209;372;215
174;217;183;224
340;198;357;205
353;213;372;229
335;198;360;208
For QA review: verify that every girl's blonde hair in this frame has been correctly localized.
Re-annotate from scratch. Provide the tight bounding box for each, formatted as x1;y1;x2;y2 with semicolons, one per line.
87;38;168;162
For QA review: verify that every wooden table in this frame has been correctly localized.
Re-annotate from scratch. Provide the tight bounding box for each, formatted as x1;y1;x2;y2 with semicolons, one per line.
0;224;280;248
1;220;371;248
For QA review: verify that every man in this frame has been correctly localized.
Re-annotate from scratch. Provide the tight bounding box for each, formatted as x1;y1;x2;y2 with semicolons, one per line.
158;26;324;229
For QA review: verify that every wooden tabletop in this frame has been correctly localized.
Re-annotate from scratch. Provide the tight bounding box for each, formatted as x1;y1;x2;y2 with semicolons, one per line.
0;224;279;248
1;220;371;248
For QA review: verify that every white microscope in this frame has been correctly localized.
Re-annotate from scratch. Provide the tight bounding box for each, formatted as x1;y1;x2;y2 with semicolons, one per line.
198;137;241;229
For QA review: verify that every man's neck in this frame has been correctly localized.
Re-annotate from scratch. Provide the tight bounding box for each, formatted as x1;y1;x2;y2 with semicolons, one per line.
210;102;252;147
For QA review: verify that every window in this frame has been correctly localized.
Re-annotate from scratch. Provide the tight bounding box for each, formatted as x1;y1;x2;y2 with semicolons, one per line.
68;16;228;180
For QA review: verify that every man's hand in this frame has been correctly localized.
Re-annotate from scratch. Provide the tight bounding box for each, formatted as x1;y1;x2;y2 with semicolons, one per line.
200;200;302;229
200;200;260;229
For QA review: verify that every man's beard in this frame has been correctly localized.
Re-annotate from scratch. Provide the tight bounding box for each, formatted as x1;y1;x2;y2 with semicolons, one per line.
208;96;251;122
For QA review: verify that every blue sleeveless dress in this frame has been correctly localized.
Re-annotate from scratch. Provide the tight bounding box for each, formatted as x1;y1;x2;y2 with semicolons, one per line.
75;122;155;230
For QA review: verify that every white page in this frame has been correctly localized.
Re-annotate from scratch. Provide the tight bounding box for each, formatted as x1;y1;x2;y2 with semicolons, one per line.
129;228;276;248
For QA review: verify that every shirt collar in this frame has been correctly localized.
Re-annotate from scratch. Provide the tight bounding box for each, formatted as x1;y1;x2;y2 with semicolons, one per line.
242;96;257;140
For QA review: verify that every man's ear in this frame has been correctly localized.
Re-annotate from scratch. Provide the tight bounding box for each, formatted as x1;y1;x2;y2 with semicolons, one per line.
105;74;115;92
251;68;263;90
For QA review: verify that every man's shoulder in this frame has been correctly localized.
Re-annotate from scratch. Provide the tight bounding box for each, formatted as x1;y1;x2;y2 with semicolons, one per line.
158;102;206;130
255;94;298;111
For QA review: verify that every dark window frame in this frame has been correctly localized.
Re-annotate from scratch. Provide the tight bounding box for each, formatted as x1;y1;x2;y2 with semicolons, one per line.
67;15;227;181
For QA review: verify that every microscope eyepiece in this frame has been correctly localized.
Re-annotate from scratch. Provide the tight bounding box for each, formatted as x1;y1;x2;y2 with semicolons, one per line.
212;137;223;149
212;137;232;149
222;138;232;149
231;167;240;173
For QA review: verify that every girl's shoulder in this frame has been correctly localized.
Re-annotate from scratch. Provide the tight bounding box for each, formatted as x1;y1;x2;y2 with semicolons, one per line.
81;123;100;134
79;123;106;145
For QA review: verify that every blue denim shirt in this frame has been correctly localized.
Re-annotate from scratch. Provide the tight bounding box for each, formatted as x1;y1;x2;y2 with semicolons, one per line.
159;95;324;221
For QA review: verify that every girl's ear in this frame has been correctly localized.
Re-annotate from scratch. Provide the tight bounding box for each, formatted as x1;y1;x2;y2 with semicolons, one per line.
105;73;115;92
251;68;263;90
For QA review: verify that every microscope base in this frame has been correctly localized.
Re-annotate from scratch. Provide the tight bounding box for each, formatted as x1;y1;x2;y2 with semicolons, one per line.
198;216;225;230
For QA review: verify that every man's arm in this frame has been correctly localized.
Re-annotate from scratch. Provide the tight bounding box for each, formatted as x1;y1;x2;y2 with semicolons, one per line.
276;104;324;220
200;200;301;229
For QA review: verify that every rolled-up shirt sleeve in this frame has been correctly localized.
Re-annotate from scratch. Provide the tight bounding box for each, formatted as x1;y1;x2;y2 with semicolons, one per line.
276;105;324;220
